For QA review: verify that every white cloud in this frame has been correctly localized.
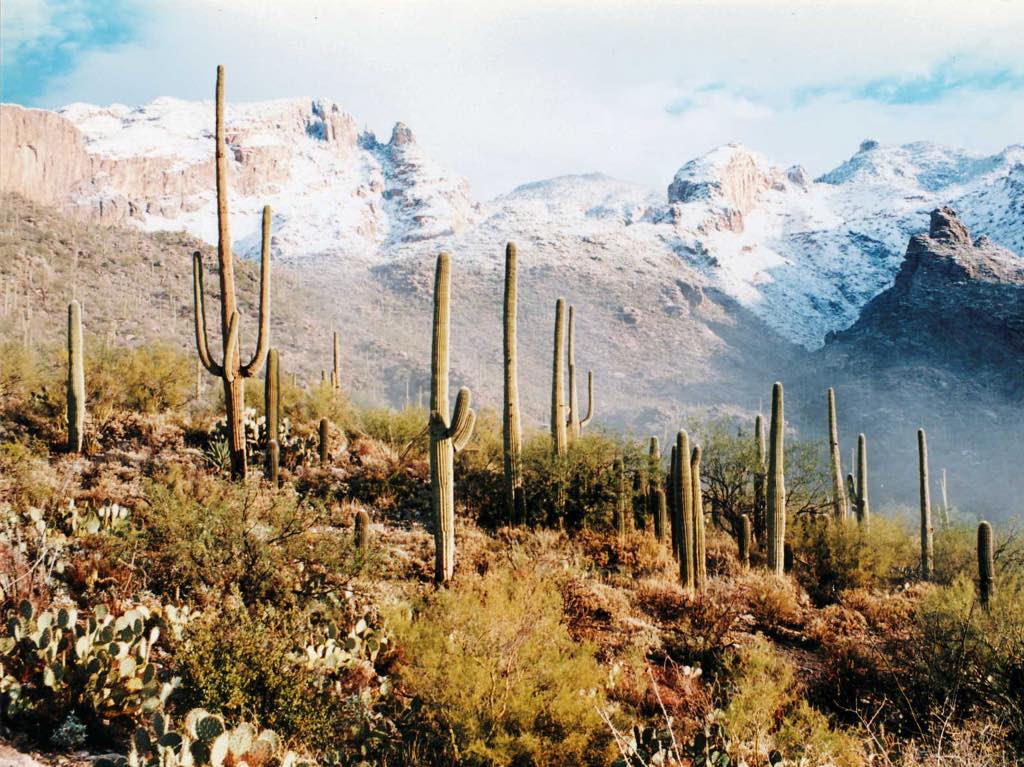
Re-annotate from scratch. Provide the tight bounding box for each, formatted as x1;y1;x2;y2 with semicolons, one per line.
21;0;1024;198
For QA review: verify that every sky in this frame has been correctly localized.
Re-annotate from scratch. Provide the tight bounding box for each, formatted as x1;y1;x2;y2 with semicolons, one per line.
2;0;1024;199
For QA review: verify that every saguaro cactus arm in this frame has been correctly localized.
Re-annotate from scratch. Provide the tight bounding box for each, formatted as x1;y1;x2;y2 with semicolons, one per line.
239;206;272;377
448;387;477;452
192;252;222;377
579;370;594;429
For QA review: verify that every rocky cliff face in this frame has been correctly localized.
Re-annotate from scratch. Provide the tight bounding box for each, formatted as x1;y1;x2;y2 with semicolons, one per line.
824;207;1024;385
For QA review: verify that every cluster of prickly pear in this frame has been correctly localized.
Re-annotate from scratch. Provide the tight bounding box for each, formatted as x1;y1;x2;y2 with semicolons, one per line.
63;499;130;535
97;708;313;767
292;616;388;690
0;601;176;728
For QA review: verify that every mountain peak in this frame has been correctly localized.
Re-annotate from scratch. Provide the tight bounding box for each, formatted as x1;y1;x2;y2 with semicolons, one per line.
389;122;415;147
928;206;972;245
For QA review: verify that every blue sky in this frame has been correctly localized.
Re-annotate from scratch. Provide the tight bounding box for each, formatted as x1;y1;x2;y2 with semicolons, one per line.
3;0;1023;198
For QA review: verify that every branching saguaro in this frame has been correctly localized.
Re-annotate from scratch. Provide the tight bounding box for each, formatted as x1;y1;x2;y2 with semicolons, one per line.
192;65;271;479
565;306;594;441
918;428;933;579
766;382;786;577
827;388;847;521
847;434;871;527
502;243;526;526
429;252;477;584
66;300;84;453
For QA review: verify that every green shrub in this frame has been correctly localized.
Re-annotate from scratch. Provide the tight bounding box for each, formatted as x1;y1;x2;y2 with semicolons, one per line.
358;405;429;453
791;515;917;604
390;562;614;766
87;343;195;419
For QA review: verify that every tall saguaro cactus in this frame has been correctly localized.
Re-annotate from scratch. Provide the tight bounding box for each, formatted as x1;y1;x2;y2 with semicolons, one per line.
264;348;280;480
551;298;567;457
429;252;477;584
827;388;847;521
192;65;271;480
674;430;695;590
846;434;870;527
753;414;767;543
978;521;995;609
502;243;525;526
766;382;786;576
648;437;666;541
691;445;706;590
669;443;680;558
918;428;934;579
66;300;85;453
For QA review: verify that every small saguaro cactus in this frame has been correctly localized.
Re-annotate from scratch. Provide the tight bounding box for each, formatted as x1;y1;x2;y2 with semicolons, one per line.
827;388;847;521
267;439;279;488
766;382;786;577
265;348;280;480
332;331;341;391
192;66;272;479
66;300;85;452
918;428;934;579
429;252;477;584
978;521;995;609
940;468;951;528
691;445;707;590
738;513;752;568
654;488;668;543
355;508;370;550
753;414;767;543
502;242;526;526
551;298;568;457
846;433;870;526
319;418;330;466
674;430;695;590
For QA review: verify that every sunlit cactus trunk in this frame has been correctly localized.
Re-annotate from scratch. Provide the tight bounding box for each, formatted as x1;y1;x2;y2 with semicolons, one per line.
429;253;477;584
551;298;567;457
355;509;370;550
918;428;933;579
766;382;786;576
827;388;847;521
846;433;870;527
567;306;580;441
669;443;680;558
192;66;271;480
738;513;752;568
502;243;526;526
674;430;694;590
264;348;280;481
753;414;767;543
691;445;706;590
978;521;994;609
66;300;85;453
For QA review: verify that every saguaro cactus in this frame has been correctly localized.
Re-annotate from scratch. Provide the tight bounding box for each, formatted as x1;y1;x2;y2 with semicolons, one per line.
674;431;694;590
551;298;567;457
264;348;280;480
753;414;767;543
654;488;668;543
738;513;752;568
566;306;594;440
502;243;526;526
766;382;786;576
846;434;870;526
267;440;279;488
940;468;951;528
669;443;680;557
978;521;994;609
192;66;271;479
827;388;847;521
66;300;85;453
429;252;477;584
691;445;706;590
331;332;341;391
355;509;370;550
918;428;933;579
319;418;329;466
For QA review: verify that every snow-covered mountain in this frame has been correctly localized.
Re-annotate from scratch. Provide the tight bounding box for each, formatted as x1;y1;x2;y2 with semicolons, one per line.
3;97;1020;350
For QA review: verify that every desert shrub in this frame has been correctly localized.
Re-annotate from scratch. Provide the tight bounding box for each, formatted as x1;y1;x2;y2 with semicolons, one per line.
0;340;48;400
87;343;195;419
577;528;675;580
721;637;864;766
359;405;429;452
288;379;359;434
727;570;808;632
390;562;614;766
175;603;388;754
791;515;917;604
896;570;1024;745
126;474;371;606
